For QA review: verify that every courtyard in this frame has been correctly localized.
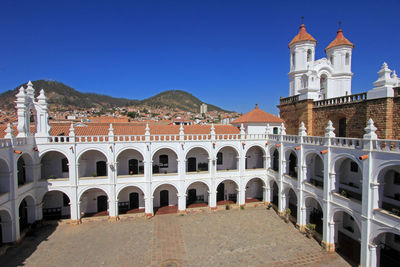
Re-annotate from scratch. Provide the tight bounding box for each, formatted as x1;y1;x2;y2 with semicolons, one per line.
1;206;349;267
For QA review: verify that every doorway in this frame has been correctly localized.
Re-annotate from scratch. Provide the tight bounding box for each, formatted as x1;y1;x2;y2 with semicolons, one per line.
129;192;139;209
188;189;197;205
97;195;108;212
19;200;28;232
187;157;196;172
96;161;107;176
217;183;225;202
128;159;138;175
160;190;169;207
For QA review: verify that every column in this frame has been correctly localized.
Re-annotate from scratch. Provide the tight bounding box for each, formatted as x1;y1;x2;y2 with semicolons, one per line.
144;195;153;217
178;193;186;212
69;187;80;223
35;202;43;221
209;190;217;209
322;221;335;252
279;193;286;214
263;185;270;203
368;243;377;267
298;206;307;231
238;188;245;206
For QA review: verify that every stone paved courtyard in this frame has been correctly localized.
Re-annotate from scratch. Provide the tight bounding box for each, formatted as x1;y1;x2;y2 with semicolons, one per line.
1;206;350;267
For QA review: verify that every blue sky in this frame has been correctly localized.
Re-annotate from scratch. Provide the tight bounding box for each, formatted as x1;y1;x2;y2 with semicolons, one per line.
1;0;399;114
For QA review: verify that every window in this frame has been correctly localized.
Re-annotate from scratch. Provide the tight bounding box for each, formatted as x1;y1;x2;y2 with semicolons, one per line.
301;75;308;88
330;56;334;65
273;127;278;134
307;49;312;62
320;74;327;92
350;161;358;173
159;154;168;168
394;171;400;185
217;152;223;165
61;158;69;172
63;194;69;207
292;53;295;68
17;157;26;186
345;53;350;65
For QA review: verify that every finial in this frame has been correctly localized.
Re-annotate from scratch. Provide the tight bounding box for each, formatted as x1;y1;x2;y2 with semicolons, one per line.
108;123;114;136
179;123;184;135
4;123;14;139
16;86;26;98
280;122;286;135
69;123;75;136
338;21;342;30
255;103;258;109
37;89;47;104
363;118;377;140
27;80;33;86
301;16;304;25
298;121;307;136
325;120;336;138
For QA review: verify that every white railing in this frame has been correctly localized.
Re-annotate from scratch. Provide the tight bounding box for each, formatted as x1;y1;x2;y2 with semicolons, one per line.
373;139;400;152
282;135;298;143
246;134;267;140
185;134;211;141
0;139;12;148
215;134;239;140
331;137;363;149
267;134;280;141
302;136;324;145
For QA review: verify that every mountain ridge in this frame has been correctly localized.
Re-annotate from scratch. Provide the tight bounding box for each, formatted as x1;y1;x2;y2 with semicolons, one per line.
0;80;229;113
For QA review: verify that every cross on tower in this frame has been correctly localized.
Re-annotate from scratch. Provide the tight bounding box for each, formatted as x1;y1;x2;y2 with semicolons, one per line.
338;21;342;29
301;16;304;25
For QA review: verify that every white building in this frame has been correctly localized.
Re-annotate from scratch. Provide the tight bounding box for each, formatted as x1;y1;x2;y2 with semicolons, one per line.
1;83;400;266
200;103;207;114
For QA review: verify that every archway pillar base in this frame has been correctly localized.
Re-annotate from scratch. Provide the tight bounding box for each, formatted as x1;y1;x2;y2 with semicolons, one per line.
321;241;335;252
69;219;82;225
108;216;120;222
145;213;153;219
297;223;306;233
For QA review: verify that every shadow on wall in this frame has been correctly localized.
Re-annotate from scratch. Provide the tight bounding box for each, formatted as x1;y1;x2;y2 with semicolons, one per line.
0;223;58;267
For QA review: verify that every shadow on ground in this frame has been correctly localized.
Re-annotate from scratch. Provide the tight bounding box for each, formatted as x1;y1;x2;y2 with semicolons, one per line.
0;222;58;267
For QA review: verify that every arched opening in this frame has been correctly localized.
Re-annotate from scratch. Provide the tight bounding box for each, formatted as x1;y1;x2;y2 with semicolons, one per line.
307;49;312;62
152;149;178;175
270;181;279;207
40;151;69;180
42;191;71;220
18;196;35;234
0;159;10;194
286;151;297;179
373;232;400;266
305;153;324;189
246;146;264;170
80;188;109;217
117;186;145;214
116;149;144;176
271;149;279;172
301;75;308;89
287;188;297;220
216;146;238;171
291;52;296;68
153;184;178;215
186;182;209;208
216;180;238;205
17;154;33;186
333;211;361;266
0;210;12;244
78;150;108;178
338;118;346;137
186;147;209;172
378;166;400;217
245;178;264;203
305;197;323;236
273;127;279;134
335;158;362;202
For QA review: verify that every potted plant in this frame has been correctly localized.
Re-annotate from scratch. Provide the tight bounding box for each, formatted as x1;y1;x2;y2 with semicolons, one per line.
306;223;316;238
225;202;231;210
129;171;134;175
341;190;347;198
163;170;167;174
391;208;400;216
226;168;230;171
49;175;56;179
92;172;97;177
285;208;291;223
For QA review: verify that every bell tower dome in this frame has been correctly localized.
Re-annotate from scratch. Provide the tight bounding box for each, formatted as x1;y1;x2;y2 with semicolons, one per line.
288;24;317;96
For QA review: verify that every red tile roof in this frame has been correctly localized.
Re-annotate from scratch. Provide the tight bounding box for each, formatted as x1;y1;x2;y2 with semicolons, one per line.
289;24;317;47
0;123;239;138
231;105;283;124
325;29;354;51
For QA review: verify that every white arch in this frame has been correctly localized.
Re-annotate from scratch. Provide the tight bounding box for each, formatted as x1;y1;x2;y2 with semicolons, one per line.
78;186;109;201
152;182;180;196
38;189;71;205
372;160;400;182
38;148;69;160
77;147;109;162
184;145;211;159
331;153;362;173
0;155;10;171
116;184;146;198
115;147;145;161
216;145;239;156
370;227;400;244
244;144;266;156
303;194;324;210
244;176;266;187
331;207;362;232
184;180;211;193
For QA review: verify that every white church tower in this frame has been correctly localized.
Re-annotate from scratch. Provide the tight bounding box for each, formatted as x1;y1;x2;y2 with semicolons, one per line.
288;24;354;101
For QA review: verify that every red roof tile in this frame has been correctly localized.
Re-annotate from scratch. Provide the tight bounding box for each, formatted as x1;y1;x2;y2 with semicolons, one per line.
231;105;283;124
325;29;354;51
289;24;317;47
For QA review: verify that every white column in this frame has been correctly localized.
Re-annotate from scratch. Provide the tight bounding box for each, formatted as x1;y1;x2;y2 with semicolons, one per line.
144;195;153;216
279;193;286;212
368;243;377;267
299;206;306;227
209;190;216;208
238;188;245;206
69;187;80;222
178;193;186;211
263;185;270;203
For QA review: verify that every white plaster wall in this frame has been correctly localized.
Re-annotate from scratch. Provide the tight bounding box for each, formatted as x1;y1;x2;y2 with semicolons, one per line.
246;147;264;169
117;149;144;175
217;147;237;170
79;151;107;177
153;184;178;207
152;149;178;174
117;187;145;209
41;152;69;179
42;191;70;216
186;148;209;171
245;179;263;199
337;159;362;190
80;189;108;214
187;182;209;202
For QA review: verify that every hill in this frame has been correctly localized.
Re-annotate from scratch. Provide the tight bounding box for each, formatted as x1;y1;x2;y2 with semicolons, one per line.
0;80;228;112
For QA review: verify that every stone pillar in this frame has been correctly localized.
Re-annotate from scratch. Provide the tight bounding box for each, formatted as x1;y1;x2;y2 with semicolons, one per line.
178;193;186;212
209;190;217;210
322;221;335;252
368;243;377;267
263;185;270;203
144;195;153;217
69;187;80;223
297;206;307;231
238;188;245;206
279;193;286;214
35;202;43;221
